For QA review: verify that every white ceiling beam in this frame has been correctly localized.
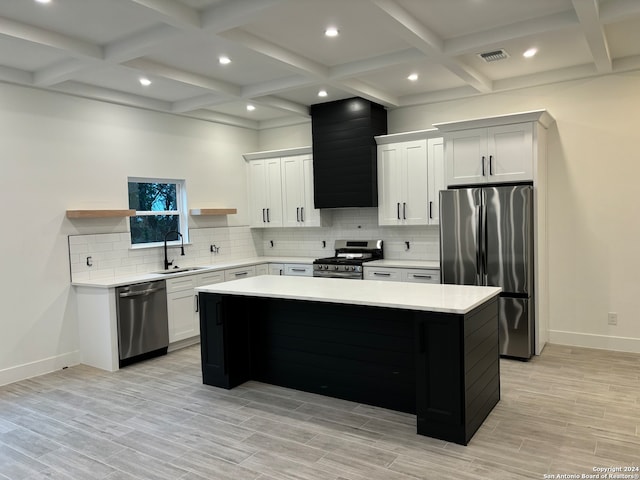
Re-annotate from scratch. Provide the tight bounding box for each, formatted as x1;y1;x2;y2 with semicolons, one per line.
445;10;579;55
124;58;241;97
220;28;330;78
572;0;612;72
51;81;171;111
370;0;492;93
241;76;314;98
105;24;183;63
0;65;32;84
330;48;426;79
0;16;103;59
171;94;229;113
127;0;201;29
336;78;399;107
251;96;309;117
201;0;285;33
33;58;94;87
599;0;640;22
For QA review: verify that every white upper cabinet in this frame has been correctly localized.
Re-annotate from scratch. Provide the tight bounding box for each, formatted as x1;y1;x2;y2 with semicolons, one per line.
376;130;444;226
247;158;283;227
281;154;321;227
427;137;444;225
444;124;533;185
435;110;553;187
244;147;326;229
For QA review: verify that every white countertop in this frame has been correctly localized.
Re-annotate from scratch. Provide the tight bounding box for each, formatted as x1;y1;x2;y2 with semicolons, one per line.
366;259;440;269
196;275;500;314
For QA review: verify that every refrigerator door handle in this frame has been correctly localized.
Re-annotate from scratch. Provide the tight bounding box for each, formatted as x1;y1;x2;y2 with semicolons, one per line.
482;203;488;285
475;205;482;284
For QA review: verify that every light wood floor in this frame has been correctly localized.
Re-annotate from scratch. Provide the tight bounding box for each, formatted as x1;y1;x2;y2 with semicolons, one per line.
1;344;639;479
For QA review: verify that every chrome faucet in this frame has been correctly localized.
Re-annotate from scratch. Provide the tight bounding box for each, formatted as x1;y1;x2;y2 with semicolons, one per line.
164;230;184;270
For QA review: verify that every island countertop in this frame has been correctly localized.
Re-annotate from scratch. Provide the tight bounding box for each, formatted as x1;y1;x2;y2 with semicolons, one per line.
196;275;501;314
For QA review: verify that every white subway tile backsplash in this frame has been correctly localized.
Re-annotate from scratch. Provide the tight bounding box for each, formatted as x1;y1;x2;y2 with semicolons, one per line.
68;210;440;282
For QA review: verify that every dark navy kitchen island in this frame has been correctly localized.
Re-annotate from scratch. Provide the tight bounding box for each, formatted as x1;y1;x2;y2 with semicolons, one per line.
197;276;501;445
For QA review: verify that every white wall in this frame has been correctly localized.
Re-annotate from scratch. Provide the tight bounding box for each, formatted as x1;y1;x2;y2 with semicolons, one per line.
0;83;257;385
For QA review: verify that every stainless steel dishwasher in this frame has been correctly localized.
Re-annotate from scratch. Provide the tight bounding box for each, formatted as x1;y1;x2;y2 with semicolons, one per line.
116;280;169;367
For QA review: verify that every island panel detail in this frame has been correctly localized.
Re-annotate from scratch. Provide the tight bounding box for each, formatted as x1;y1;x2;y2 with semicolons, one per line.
199;292;499;445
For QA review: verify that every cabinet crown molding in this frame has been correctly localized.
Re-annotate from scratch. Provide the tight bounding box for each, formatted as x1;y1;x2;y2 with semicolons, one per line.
375;128;441;145
433;109;554;132
243;146;311;161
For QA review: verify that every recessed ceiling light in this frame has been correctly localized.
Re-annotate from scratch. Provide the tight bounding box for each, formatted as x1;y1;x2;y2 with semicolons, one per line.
318;89;328;97
407;73;419;82
219;56;231;65
523;48;538;58
139;77;151;86
35;0;51;3
246;104;256;112
325;27;339;37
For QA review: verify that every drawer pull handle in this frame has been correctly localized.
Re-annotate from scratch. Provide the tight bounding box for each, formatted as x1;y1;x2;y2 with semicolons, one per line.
412;275;432;279
374;272;391;276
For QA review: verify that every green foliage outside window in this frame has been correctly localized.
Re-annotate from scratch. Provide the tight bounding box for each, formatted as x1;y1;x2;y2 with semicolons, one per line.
128;180;184;244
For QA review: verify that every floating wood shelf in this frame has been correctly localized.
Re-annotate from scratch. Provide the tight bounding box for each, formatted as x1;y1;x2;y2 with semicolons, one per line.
190;208;237;216
66;209;136;219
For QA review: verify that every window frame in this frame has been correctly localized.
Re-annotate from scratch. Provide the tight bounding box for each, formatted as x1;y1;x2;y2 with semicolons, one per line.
127;176;189;248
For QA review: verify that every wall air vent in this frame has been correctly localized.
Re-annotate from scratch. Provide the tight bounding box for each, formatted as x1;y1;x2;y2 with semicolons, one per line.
478;49;509;62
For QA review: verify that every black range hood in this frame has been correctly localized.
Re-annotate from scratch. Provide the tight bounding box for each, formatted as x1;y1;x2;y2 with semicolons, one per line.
311;97;387;208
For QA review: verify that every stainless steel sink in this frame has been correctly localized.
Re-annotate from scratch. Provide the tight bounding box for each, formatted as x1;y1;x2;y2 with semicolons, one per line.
153;266;207;274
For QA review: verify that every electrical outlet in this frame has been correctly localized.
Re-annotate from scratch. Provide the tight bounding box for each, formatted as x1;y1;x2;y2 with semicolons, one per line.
608;312;618;326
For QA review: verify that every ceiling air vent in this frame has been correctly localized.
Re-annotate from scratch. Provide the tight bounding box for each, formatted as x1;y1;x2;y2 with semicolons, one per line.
478;49;509;63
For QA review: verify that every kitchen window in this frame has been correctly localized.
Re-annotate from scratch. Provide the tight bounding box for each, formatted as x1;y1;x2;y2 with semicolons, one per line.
128;177;188;246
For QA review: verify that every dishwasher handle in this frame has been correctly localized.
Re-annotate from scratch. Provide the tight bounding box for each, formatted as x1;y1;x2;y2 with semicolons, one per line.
118;287;165;298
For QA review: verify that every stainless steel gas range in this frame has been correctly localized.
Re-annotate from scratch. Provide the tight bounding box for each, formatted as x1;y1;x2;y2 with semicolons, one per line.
312;240;383;279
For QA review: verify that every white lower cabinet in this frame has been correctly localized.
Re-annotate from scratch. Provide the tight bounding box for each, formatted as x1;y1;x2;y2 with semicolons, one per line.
167;271;225;346
364;267;402;282
364;266;440;284
284;264;313;276
224;265;257;282
403;269;440;284
256;263;269;276
269;263;284;275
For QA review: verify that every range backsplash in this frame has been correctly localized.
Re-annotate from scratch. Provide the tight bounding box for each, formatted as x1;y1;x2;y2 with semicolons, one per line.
68;208;440;282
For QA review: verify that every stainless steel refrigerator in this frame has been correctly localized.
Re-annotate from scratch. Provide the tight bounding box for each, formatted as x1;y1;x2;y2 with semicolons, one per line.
439;185;534;359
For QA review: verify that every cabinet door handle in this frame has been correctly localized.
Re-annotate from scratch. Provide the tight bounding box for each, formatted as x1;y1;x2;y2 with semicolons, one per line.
397;202;400;220
403;202;406;219
300;207;304;222
296;207;300;222
489;155;493;175
481;156;486;176
194;294;199;312
262;208;266;223
266;208;270;222
374;272;391;276
429;201;433;219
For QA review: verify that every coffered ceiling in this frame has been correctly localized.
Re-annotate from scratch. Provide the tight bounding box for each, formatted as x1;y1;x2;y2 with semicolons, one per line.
1;0;640;129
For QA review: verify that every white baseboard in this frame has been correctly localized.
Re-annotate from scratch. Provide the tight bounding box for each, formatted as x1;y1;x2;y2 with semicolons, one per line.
168;337;200;353
0;350;80;387
549;330;640;353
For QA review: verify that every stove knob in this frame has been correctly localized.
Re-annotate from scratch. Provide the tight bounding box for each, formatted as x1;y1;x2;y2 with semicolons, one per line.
334;265;339;270
324;265;329;270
